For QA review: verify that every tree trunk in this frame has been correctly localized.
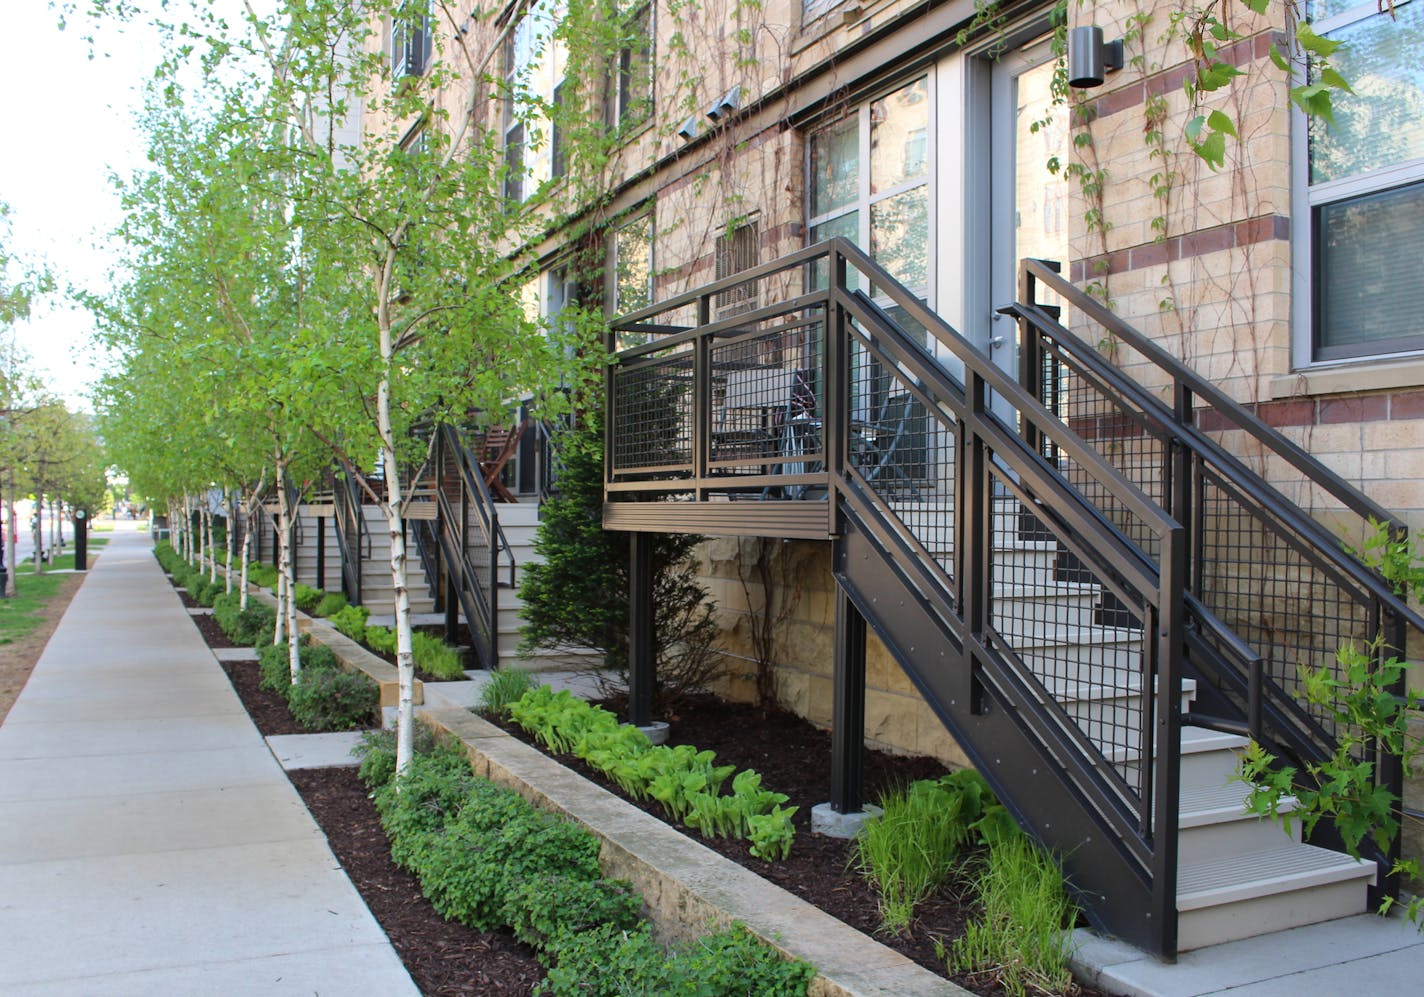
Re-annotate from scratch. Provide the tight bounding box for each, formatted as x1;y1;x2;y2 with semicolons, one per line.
377;333;416;777
276;460;301;681
225;490;235;594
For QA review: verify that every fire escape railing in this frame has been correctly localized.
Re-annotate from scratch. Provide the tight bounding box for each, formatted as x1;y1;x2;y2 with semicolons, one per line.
433;424;516;670
608;238;1190;953
1004;259;1424;895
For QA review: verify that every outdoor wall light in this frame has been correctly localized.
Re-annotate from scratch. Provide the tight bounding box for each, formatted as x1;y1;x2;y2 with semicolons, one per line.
1068;25;1124;89
677;115;700;141
705;85;743;123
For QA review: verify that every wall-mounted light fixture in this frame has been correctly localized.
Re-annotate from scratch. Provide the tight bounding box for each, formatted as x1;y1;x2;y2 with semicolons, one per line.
676;115;700;141
1068;25;1124;89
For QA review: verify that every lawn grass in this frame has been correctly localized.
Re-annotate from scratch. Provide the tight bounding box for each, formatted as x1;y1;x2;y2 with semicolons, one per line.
13;537;107;575
0;573;69;646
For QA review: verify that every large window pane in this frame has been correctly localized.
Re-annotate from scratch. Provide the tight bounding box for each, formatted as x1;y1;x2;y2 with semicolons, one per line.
1316;181;1424;358
871;186;929;291
614;214;653;315
809;211;861;290
870;77;929;193
810;117;859;217
1308;2;1424;184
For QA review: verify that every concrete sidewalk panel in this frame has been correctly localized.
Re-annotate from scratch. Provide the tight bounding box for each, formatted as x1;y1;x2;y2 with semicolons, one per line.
0;744;278;802
0;839;403;987
0;782;325;864
5;942;418;997
0;713;260;757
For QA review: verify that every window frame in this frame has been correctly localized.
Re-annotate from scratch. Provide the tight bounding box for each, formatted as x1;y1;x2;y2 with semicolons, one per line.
612;1;654;135
391;1;432;80
805;71;936;304
609;210;655;322
1291;0;1424;366
502;0;568;203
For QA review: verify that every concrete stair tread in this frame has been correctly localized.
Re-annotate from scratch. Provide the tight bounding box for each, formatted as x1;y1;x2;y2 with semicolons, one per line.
990;580;1103;599
1037;675;1196;704
1105;724;1247;767
997;623;1142;649
1178;843;1375;911
1178;781;1298;828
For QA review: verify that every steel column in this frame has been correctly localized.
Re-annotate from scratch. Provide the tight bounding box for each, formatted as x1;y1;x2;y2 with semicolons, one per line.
628;531;655;726
830;587;867;813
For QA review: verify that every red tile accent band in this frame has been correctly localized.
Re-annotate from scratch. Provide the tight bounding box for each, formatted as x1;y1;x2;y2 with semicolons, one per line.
1070;215;1290;282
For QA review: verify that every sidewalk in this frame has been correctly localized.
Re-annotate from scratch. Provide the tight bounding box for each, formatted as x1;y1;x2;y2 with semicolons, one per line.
0;530;417;995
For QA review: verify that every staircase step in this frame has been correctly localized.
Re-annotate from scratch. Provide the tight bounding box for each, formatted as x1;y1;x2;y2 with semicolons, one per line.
1178;780;1301;863
1176;843;1374;950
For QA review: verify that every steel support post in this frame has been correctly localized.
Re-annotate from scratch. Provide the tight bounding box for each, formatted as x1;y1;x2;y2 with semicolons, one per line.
830;589;867;813
628;531;655;727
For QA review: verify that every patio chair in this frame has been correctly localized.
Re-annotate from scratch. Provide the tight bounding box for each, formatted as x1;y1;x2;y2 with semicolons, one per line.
479;421;526;502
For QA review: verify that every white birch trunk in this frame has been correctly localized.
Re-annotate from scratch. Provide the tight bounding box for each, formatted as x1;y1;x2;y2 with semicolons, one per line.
377;340;416;779
225;491;235;594
276;461;301;682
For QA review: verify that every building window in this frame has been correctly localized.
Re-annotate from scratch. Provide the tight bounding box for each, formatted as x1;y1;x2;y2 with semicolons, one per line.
391;2;432;80
1300;0;1424;362
613;2;653;132
807;75;932;299
503;0;567;203
802;0;841;24
612;213;653;314
715;219;760;317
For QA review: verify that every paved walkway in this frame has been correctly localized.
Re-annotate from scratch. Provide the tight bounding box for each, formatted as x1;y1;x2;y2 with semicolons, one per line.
0;530;417;995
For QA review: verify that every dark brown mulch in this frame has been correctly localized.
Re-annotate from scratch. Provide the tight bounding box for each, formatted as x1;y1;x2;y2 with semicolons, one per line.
288;767;544;997
217;658;308;736
193;611;242;648
175;588;199;608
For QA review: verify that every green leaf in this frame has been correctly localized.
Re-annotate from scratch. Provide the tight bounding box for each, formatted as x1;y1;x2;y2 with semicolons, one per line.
1184;114;1206;143
1206;109;1238;140
1297;23;1343;59
1319;66;1354;95
1269;43;1290;72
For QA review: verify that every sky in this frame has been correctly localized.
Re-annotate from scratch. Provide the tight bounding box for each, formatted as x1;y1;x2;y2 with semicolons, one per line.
0;4;165;409
0;2;275;412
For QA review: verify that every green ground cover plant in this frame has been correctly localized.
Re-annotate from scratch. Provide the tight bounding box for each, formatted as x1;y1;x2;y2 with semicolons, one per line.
329;604;371;640
507;686;797;859
946;835;1078;997
853;769;1014;934
212;592;276;645
256;638;376;731
313;591;348;617
479;667;537;717
851;769;1078;995
357;735;812;996
293;583;324;614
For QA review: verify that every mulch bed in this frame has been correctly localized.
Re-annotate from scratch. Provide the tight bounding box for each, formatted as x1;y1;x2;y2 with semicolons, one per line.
193;612;242;648
289;767;544;997
218;658;309;737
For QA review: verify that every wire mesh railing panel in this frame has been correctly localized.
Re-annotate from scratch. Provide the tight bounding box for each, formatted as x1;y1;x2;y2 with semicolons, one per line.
846;316;958;583
986;464;1151;796
1196;468;1375;752
611;351;695;473
1036;342;1169;563
708;315;824;476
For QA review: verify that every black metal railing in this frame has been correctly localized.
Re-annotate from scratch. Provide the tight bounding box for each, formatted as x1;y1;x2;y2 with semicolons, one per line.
433;423;516;669
1007;259;1424;892
331;472;370;606
608;239;1188;954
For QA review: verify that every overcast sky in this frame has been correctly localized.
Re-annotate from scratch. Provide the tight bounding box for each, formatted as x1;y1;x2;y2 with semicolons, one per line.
0;2;277;411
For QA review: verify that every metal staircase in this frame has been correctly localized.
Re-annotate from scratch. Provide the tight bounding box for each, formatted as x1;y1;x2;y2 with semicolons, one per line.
603;239;1421;958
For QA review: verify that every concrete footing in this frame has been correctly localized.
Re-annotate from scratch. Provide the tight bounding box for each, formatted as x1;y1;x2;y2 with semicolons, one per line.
811;802;883;839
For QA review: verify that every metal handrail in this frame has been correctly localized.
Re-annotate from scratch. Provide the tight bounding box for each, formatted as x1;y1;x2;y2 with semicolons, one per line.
439;424;516;590
1004;292;1424;632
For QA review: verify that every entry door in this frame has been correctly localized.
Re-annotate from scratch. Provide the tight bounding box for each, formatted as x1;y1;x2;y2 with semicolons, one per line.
987;37;1069;393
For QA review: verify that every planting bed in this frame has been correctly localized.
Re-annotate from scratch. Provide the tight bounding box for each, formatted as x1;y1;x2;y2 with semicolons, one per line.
179;566;1094;995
